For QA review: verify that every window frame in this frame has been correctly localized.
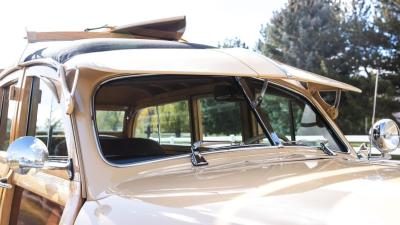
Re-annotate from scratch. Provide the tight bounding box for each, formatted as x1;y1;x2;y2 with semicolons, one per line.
0;83;17;151
26;76;69;157
0;69;23;151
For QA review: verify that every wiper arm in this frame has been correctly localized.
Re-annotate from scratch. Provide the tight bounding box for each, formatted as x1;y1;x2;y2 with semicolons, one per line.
191;141;208;166
281;140;336;156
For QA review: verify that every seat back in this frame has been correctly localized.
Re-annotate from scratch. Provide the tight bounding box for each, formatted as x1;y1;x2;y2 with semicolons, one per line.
99;138;164;162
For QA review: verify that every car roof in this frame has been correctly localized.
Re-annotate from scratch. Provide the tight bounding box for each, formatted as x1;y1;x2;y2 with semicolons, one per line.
50;40;359;93
13;38;360;93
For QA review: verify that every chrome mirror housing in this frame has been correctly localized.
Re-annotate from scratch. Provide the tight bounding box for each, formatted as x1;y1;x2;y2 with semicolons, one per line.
369;119;400;158
7;136;49;174
6;136;72;178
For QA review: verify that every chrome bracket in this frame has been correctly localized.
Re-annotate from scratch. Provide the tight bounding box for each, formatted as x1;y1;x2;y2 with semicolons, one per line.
191;141;208;166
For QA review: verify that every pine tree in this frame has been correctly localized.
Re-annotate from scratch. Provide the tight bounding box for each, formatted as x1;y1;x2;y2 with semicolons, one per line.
257;0;346;78
258;0;400;134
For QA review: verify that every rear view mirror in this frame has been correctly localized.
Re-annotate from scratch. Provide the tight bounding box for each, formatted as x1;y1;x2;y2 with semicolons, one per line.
7;136;72;178
369;119;400;158
7;136;48;174
214;85;244;102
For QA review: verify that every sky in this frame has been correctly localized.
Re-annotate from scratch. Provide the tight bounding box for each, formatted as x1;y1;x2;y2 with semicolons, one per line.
0;0;286;68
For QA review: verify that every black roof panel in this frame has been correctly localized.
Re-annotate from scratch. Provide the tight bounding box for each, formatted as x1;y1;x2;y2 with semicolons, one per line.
23;38;214;63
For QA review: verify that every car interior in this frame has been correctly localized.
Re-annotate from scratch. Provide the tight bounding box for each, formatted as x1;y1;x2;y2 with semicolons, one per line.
94;75;263;164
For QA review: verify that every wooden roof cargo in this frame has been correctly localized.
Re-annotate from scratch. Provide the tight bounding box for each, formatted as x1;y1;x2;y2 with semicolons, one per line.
26;16;186;43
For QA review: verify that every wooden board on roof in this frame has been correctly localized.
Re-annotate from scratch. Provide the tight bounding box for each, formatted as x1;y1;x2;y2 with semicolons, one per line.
26;16;187;43
111;15;186;41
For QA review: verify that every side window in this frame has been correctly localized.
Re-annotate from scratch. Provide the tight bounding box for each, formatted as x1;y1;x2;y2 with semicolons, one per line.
134;100;191;145
96;110;125;133
0;84;18;151
199;97;243;144
261;95;301;140
27;78;67;156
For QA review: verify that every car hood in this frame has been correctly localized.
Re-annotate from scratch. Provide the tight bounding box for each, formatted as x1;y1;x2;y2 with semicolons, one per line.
77;157;400;225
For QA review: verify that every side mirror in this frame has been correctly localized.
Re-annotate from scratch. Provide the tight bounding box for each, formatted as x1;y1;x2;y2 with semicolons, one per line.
6;136;72;177
369;119;400;158
7;136;48;174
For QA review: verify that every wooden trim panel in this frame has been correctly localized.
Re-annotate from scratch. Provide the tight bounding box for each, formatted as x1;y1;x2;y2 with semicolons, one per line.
13;171;69;206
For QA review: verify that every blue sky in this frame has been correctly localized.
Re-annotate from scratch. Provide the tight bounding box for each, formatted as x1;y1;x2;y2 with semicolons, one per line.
0;0;286;68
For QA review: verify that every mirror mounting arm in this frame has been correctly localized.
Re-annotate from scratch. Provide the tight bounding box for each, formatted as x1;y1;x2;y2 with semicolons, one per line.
44;159;74;180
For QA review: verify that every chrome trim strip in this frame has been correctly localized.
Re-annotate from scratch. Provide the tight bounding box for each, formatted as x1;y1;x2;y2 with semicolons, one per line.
0;58;61;81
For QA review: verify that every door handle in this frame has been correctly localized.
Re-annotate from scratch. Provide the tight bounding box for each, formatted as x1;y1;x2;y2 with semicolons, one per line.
0;178;11;189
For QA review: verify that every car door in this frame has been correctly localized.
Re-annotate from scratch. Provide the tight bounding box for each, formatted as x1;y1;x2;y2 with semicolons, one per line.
0;66;83;225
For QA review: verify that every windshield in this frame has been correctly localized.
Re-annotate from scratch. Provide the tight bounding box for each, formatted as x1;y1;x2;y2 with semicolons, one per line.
94;75;274;165
244;78;346;152
94;75;346;165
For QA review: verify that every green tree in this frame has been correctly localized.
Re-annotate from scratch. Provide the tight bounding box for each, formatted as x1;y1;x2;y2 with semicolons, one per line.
257;0;346;77
96;111;124;132
158;101;190;137
258;0;400;134
340;0;400;133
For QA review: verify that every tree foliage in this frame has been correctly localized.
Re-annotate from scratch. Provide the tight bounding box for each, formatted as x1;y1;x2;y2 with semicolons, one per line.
258;0;400;134
96;111;125;132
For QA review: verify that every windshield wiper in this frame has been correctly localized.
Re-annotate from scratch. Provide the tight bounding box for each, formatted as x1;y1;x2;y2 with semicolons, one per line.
281;140;336;156
281;140;309;146
190;140;274;166
319;142;336;156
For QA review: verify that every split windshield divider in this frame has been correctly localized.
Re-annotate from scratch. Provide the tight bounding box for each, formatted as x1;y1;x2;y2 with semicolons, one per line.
235;77;281;146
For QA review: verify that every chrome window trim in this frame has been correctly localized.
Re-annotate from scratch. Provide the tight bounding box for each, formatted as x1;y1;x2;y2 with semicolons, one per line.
90;74;352;168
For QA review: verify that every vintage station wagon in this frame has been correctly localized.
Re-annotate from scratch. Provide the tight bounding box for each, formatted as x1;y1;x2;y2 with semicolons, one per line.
0;16;400;225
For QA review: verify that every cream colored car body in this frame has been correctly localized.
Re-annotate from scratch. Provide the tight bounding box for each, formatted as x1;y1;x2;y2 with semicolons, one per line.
0;19;399;225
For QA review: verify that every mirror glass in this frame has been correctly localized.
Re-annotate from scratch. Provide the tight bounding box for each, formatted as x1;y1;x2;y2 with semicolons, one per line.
370;119;400;154
7;136;49;174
